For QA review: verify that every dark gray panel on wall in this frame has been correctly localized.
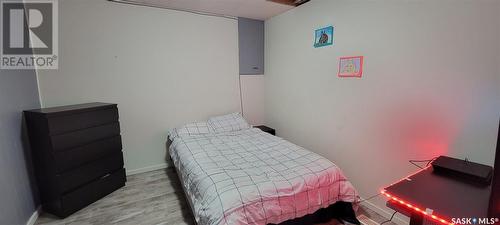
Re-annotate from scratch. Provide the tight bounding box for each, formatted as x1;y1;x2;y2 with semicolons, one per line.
238;17;264;75
0;69;41;225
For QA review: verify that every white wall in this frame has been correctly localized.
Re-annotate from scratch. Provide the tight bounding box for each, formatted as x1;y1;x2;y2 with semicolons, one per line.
241;75;265;125
37;0;241;173
265;0;500;222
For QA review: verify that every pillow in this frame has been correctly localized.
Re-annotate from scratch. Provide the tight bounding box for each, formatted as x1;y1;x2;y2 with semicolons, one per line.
207;112;251;133
169;122;213;139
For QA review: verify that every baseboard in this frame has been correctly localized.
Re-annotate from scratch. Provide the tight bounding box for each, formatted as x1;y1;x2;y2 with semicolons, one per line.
126;163;169;176
26;206;41;225
361;200;409;225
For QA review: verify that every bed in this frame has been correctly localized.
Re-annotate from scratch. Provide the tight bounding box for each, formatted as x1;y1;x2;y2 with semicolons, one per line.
168;113;360;225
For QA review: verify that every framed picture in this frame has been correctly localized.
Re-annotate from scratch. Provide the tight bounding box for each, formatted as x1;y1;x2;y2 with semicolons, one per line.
314;26;334;48
338;56;364;78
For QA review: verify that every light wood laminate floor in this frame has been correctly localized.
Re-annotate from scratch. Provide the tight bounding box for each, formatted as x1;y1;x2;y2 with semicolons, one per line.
36;168;395;225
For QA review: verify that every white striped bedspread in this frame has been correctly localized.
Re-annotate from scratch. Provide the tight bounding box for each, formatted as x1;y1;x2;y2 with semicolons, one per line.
169;128;360;225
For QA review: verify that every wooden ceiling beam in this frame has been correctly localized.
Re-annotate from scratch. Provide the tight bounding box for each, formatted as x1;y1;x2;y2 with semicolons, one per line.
267;0;310;7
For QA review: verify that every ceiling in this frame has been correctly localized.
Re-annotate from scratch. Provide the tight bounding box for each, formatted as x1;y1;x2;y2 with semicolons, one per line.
119;0;295;20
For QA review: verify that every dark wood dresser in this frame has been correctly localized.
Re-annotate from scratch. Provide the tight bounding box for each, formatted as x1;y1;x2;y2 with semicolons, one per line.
24;102;126;218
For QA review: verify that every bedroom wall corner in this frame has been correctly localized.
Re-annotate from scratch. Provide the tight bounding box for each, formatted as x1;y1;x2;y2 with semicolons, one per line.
36;0;241;172
264;0;500;222
240;74;265;125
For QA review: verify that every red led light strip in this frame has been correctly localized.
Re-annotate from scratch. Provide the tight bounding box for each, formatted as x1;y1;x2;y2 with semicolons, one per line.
381;166;454;225
380;189;454;225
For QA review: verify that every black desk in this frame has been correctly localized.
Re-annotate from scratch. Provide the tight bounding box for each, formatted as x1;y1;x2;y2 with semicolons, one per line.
381;166;493;225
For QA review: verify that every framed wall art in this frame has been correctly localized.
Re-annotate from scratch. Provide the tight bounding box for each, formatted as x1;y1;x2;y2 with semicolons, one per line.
314;26;334;48
338;56;364;78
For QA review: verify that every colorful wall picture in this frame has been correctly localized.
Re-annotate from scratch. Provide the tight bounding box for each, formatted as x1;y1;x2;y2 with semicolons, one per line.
338;56;364;78
314;26;334;48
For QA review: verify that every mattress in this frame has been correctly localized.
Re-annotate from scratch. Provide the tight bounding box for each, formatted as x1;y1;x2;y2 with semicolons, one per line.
168;128;359;225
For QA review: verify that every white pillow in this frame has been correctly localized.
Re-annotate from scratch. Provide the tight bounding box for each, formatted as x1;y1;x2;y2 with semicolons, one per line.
207;112;250;133
169;122;213;139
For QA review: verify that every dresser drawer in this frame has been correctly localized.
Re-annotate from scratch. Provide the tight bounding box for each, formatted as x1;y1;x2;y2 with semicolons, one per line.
50;123;120;151
47;108;119;135
57;152;124;193
58;168;126;218
54;136;122;172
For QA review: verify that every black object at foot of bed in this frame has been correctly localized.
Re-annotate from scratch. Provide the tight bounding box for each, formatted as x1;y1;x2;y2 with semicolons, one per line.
273;202;360;225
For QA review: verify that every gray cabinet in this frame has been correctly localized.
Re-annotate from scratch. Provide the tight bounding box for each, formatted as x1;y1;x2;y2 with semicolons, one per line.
238;18;264;75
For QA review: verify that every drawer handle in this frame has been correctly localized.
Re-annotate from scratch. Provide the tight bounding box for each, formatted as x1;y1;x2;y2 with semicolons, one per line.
100;173;111;179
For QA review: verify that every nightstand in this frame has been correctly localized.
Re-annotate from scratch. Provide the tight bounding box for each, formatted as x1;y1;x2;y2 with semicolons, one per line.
254;125;275;136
